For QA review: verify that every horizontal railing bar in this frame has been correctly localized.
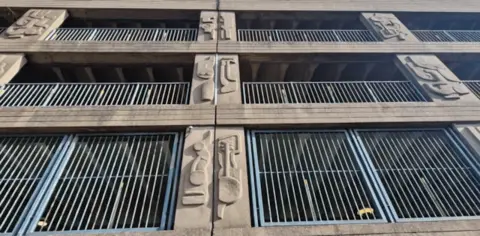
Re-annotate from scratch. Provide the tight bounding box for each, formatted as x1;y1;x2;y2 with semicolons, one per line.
237;29;379;42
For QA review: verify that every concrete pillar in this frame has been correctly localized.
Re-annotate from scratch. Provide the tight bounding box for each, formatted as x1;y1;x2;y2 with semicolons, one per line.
217;55;241;104
359;13;418;42
198;11;236;42
174;126;214;229
0;9;68;40
214;127;251;228
395;55;479;101
190;54;215;104
454;125;480;157
0;54;26;84
198;11;217;42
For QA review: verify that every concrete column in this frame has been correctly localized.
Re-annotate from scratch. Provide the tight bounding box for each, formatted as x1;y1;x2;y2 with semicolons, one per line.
0;54;26;84
0;9;68;40
198;11;217;42
454;125;480;157
395;55;479;101
214;127;251;228
359;13;419;42
174;126;214;229
219;12;236;41
217;55;241;104
190;54;215;104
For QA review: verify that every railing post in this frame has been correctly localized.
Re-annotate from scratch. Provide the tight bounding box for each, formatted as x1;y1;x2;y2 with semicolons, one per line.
444;30;458;42
42;83;60;107
130;83;140;105
365;82;379;102
87;28;97;41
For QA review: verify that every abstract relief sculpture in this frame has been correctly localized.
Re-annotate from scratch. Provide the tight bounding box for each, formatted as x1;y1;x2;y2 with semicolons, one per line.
369;13;408;41
405;56;470;100
0;56;7;75
5;10;59;39
200;15;217;40
219;58;238;93
217;135;242;219
196;56;215;101
219;15;233;40
183;131;212;205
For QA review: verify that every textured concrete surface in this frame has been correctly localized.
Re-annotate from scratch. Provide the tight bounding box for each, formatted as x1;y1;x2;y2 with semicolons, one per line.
0;53;26;83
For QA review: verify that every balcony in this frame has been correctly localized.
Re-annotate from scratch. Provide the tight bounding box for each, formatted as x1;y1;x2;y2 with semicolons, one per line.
237;29;378;42
46;28;198;42
243;81;426;104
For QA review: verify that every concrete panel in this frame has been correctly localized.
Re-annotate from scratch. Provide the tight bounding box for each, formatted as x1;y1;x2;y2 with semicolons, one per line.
217;55;241;104
214;127;251;228
216;102;480;126
217;42;480;54
0;41;216;53
396;55;479;102
360;13;418;42
198;11;218;42
191;55;216;104
0;0;217;10
0;54;26;84
219;12;236;41
214;220;480;236
0;105;215;131
0;9;68;41
175;127;214;229
219;0;480;12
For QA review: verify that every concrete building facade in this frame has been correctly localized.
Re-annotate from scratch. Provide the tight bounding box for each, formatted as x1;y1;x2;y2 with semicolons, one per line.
2;1;480;236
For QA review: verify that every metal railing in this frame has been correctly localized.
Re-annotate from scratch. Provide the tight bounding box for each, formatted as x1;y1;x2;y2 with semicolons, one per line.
354;129;480;222
45;28;198;41
248;128;480;226
248;130;387;226
412;30;480;42
32;133;180;232
237;29;379;42
0;135;66;234
242;81;427;104
0;83;190;107
1;132;182;234
461;81;480;99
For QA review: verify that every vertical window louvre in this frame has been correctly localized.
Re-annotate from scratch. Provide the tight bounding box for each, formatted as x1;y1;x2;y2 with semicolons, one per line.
31;133;181;232
0;136;65;234
354;129;480;222
249;131;387;226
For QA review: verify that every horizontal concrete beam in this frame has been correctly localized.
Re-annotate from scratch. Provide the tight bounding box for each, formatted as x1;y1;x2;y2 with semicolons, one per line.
0;0;217;10
219;0;480;12
0;41;216;54
214;220;480;236
218;42;480;54
0;105;215;132
217;102;480;126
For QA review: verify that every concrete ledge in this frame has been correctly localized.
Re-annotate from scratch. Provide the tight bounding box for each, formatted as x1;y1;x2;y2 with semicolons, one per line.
0;0;217;10
0;105;215;132
216;102;480;126
220;0;480;12
0;41;216;54
26;228;211;236
218;42;480;54
214;220;480;236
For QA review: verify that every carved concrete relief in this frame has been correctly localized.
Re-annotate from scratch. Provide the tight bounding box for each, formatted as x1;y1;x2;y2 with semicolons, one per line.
0;55;7;75
405;56;469;100
200;15;217;41
183;131;212;206
368;13;408;41
217;135;242;219
219;58;239;94
219;15;234;40
196;56;215;101
5;10;64;39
